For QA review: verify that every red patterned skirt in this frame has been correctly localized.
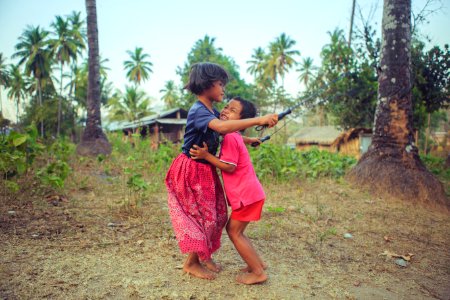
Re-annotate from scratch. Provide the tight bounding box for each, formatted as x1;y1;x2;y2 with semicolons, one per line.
165;153;227;261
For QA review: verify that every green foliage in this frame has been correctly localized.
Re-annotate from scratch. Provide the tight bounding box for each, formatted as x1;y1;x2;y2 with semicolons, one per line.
36;160;70;189
35;138;73;189
249;145;357;181
306;28;378;129
413;42;450;113
124;47;153;85
0;125;44;178
126;173;149;192
1;126;74;194
4;180;20;193
48;137;75;161
266;206;286;213
177;35;254;108
106;85;153;122
421;154;450;181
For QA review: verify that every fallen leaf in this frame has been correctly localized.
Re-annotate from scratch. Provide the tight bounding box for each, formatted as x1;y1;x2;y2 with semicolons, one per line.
384;235;394;242
379;250;414;261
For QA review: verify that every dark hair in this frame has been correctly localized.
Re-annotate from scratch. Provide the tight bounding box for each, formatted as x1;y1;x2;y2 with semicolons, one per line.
184;62;229;95
231;96;257;119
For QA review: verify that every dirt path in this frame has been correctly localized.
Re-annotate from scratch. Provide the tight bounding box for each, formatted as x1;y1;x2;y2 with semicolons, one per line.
1;170;449;299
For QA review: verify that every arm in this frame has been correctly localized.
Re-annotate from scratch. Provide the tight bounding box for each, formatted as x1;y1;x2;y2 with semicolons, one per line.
189;142;236;173
208;114;278;135
242;136;261;146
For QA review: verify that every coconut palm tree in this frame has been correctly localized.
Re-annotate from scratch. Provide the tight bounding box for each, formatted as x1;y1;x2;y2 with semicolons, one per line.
13;25;52;137
0;53;11;114
124;47;153;85
7;65;26;122
267;33;300;87
247;47;266;77
108;85;152;122
297;57;318;87
67;11;87;47
160;80;180;109
66;11;86;100
50;15;81;136
77;0;111;156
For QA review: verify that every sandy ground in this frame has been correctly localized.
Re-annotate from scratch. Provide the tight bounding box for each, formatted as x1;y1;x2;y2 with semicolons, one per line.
1;163;450;299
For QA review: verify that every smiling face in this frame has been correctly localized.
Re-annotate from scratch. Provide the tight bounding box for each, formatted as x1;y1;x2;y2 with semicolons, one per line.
220;99;243;121
205;80;226;102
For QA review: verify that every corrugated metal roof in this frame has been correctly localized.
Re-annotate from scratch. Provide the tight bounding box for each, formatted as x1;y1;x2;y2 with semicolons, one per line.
157;118;187;125
105;107;187;131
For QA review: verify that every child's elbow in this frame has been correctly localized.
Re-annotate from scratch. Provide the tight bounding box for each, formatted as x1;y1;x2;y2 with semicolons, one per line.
224;165;236;173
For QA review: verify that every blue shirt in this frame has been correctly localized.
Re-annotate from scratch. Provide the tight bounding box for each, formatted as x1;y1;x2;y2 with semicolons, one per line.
182;101;220;164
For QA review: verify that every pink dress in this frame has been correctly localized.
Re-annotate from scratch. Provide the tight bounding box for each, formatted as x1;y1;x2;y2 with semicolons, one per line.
165;154;227;261
165;101;227;261
219;132;266;210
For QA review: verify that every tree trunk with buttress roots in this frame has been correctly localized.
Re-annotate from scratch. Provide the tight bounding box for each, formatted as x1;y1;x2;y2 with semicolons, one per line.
347;0;449;209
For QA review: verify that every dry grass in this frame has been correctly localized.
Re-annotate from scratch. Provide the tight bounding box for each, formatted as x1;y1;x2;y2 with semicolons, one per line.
1;159;449;299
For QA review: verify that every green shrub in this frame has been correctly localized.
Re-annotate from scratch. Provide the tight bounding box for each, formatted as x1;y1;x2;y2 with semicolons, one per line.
0;125;44;178
249;145;357;181
36;160;71;189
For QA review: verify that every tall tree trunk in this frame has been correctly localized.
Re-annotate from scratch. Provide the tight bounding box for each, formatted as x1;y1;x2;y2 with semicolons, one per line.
77;0;111;156
69;63;77;142
38;79;44;138
16;98;19;123
424;112;430;154
57;62;63;137
347;0;448;209
0;87;3;114
348;0;356;48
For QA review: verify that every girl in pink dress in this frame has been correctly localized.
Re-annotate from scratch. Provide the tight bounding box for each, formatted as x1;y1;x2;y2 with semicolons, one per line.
165;63;278;280
190;97;268;284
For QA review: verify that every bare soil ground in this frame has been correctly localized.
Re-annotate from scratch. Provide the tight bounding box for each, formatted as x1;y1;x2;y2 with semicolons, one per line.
1;161;450;299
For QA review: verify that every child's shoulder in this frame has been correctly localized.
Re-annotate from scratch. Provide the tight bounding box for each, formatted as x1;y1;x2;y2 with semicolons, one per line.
189;101;218;116
223;132;243;144
188;101;202;113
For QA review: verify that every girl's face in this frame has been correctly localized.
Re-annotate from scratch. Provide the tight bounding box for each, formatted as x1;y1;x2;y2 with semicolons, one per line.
205;81;225;102
220;100;243;121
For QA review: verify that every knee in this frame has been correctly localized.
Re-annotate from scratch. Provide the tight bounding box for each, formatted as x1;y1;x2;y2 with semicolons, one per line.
226;224;240;241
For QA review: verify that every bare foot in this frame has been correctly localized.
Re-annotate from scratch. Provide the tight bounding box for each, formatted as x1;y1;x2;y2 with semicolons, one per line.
183;262;216;280
236;272;268;285
240;262;268;273
203;259;222;273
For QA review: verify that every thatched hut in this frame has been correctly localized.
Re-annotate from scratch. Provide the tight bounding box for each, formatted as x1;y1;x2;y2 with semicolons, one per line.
287;126;343;152
429;130;450;158
331;128;373;159
288;126;375;158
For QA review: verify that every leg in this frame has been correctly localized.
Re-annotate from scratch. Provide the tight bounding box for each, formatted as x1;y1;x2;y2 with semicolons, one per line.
239;235;268;272
183;252;216;280
226;219;267;284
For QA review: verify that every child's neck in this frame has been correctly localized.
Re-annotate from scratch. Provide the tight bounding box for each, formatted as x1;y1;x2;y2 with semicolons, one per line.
197;96;214;111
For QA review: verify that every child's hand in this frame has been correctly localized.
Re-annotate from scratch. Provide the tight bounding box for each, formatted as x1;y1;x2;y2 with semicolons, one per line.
189;142;209;160
244;137;261;147
259;114;278;128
